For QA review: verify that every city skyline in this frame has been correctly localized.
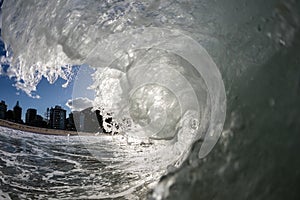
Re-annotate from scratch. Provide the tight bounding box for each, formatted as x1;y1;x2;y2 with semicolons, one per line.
0;75;74;120
0;99;73;123
0;99;77;131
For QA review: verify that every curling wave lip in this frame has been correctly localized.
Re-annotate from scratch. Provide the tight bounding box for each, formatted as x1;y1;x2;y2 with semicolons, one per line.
81;27;226;158
70;27;226;197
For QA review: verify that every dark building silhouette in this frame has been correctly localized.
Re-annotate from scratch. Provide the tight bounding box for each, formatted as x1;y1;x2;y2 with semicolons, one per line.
45;107;50;121
6;110;14;121
24;108;47;128
25;108;37;125
50;106;66;130
0;100;7;119
13;101;22;123
31;114;47;128
66;113;76;131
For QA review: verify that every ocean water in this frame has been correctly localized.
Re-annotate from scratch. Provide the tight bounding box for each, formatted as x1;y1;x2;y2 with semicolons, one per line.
1;0;300;199
0;126;152;199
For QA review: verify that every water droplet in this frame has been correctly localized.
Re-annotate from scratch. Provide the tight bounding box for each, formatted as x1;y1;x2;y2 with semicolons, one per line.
189;118;199;130
279;39;286;46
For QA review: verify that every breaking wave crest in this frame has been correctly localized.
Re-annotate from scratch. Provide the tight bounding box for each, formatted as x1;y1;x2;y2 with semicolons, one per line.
1;0;269;199
2;0;300;199
1;0;193;97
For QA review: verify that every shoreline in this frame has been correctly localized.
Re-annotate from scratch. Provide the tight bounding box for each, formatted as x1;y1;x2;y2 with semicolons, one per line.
0;119;79;136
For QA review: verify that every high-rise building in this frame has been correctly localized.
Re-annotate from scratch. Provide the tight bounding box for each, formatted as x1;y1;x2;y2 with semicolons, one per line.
31;114;47;128
66;113;76;131
49;106;66;130
0;100;7;119
6;110;14;121
26;108;37;125
13;101;22;123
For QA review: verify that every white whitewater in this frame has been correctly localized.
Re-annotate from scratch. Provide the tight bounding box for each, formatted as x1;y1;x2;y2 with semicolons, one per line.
1;0;299;199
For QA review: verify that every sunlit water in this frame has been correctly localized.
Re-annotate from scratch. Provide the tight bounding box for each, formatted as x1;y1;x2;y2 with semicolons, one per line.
0;126;152;199
1;0;300;199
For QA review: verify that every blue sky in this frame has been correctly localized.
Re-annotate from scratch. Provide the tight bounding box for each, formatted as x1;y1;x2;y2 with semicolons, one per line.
0;74;74;120
0;30;76;120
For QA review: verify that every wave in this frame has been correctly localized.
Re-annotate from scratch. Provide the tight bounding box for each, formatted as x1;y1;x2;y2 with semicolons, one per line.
1;0;300;199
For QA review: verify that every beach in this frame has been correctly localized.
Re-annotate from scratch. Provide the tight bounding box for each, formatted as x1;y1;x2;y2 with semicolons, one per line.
0;119;78;136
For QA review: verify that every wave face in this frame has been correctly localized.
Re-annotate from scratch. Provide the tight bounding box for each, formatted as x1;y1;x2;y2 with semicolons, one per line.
1;0;300;199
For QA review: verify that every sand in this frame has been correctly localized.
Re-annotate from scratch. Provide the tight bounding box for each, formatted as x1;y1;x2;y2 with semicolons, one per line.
0;119;78;136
